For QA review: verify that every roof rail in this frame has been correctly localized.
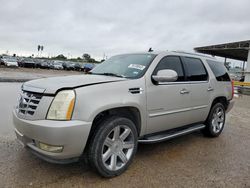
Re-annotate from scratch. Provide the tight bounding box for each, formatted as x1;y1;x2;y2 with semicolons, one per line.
172;50;216;59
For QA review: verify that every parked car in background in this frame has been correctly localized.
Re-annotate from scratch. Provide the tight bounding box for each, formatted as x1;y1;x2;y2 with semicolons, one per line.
239;75;245;82
68;62;75;70
74;63;82;71
62;62;69;70
82;63;95;72
40;60;50;69
2;56;18;67
21;58;36;68
17;57;24;67
62;61;75;70
34;59;44;68
0;56;4;65
52;61;64;70
48;61;54;69
229;73;245;82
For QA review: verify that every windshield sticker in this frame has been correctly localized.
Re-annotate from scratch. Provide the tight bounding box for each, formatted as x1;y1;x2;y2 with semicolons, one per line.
128;64;145;70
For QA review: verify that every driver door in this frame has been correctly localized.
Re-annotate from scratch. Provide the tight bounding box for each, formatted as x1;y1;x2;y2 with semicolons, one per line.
146;56;192;134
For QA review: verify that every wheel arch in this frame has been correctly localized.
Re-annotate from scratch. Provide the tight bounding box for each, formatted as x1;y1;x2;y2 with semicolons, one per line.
206;96;228;121
83;106;142;154
211;96;229;110
91;106;141;135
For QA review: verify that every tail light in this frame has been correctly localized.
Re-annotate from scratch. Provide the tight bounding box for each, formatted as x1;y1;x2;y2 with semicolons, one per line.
231;80;234;99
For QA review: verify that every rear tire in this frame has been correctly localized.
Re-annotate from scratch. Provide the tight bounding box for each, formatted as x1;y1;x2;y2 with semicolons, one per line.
88;116;138;177
203;103;226;137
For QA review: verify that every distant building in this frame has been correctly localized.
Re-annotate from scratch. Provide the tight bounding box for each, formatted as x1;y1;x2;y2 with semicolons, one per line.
194;40;250;82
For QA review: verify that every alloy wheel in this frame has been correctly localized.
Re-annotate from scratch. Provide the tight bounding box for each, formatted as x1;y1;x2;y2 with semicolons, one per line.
101;125;135;171
211;106;225;134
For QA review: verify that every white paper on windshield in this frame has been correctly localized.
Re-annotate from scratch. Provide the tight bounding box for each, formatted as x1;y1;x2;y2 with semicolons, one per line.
128;64;145;70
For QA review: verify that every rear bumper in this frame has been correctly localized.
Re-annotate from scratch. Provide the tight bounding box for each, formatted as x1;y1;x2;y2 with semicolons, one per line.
13;110;92;162
226;99;235;113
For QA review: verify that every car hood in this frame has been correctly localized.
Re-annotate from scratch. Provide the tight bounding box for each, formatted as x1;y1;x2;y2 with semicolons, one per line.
22;75;126;94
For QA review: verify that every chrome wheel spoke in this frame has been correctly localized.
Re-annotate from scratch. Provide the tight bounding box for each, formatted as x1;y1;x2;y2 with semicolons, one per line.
120;128;131;141
213;124;217;132
103;148;112;162
113;126;120;140
216;124;220;130
212;119;215;125
217;111;222;117
216;108;220;114
118;151;128;163
104;137;113;147
123;142;134;149
110;154;117;170
218;117;224;123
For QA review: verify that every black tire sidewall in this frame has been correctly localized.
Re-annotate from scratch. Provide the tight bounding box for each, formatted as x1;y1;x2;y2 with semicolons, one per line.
89;116;138;177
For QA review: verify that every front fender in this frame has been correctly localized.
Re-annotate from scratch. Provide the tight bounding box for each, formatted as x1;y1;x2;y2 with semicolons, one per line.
72;78;147;136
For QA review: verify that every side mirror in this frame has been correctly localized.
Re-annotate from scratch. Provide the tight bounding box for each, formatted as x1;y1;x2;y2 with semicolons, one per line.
152;69;178;83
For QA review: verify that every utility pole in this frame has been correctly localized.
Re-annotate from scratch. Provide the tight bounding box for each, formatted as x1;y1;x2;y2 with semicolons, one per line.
37;45;40;57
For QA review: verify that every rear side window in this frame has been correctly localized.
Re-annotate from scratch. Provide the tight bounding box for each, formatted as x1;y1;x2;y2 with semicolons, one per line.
206;60;231;81
153;56;185;81
183;57;208;81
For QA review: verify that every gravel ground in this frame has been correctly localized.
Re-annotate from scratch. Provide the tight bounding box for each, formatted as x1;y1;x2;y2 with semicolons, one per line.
0;83;249;188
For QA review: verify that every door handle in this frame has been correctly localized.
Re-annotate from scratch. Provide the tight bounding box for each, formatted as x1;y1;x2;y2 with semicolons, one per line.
207;87;214;91
180;89;190;94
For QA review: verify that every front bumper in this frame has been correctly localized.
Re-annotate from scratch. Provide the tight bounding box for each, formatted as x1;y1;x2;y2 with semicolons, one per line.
13;110;92;163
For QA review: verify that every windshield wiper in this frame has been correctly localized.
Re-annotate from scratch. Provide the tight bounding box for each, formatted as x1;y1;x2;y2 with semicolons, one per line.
90;72;125;78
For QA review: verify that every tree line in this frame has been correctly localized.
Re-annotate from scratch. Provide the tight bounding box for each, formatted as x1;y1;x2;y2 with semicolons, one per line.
52;53;103;63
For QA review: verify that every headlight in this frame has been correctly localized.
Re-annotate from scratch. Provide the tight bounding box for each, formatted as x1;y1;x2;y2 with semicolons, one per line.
47;90;75;120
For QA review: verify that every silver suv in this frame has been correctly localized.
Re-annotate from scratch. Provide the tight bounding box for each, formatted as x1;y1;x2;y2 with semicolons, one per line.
13;51;234;177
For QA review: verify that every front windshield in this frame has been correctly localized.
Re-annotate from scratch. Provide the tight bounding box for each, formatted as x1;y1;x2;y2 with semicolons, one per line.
91;54;156;78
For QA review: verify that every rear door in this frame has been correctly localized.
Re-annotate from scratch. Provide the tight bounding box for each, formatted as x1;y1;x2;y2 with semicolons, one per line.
181;56;211;123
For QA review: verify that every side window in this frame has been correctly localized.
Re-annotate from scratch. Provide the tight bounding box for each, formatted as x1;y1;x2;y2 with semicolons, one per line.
153;56;185;81
206;60;231;81
183;57;208;81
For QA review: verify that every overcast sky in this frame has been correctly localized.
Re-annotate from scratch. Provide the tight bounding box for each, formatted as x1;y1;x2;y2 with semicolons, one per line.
0;0;249;60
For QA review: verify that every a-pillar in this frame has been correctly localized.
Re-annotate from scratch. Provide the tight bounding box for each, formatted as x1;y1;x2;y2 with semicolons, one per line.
245;50;250;82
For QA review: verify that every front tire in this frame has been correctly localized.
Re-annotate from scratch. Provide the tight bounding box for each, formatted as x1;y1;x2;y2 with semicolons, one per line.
88;116;138;177
203;103;226;137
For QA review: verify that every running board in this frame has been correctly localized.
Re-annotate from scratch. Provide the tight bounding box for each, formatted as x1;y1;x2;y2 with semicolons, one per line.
138;124;206;144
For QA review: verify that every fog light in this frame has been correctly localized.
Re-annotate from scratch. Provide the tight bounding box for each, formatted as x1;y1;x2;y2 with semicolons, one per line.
38;142;63;153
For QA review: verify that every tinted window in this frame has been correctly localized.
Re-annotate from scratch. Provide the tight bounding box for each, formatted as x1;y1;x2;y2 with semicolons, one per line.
183;57;208;81
153;56;185;81
207;60;231;81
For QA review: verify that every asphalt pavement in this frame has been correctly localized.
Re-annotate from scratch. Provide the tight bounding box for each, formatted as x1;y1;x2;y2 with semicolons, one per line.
0;83;21;139
0;67;80;82
0;82;249;188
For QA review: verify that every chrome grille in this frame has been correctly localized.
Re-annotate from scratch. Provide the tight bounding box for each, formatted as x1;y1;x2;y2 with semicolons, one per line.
17;91;42;116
